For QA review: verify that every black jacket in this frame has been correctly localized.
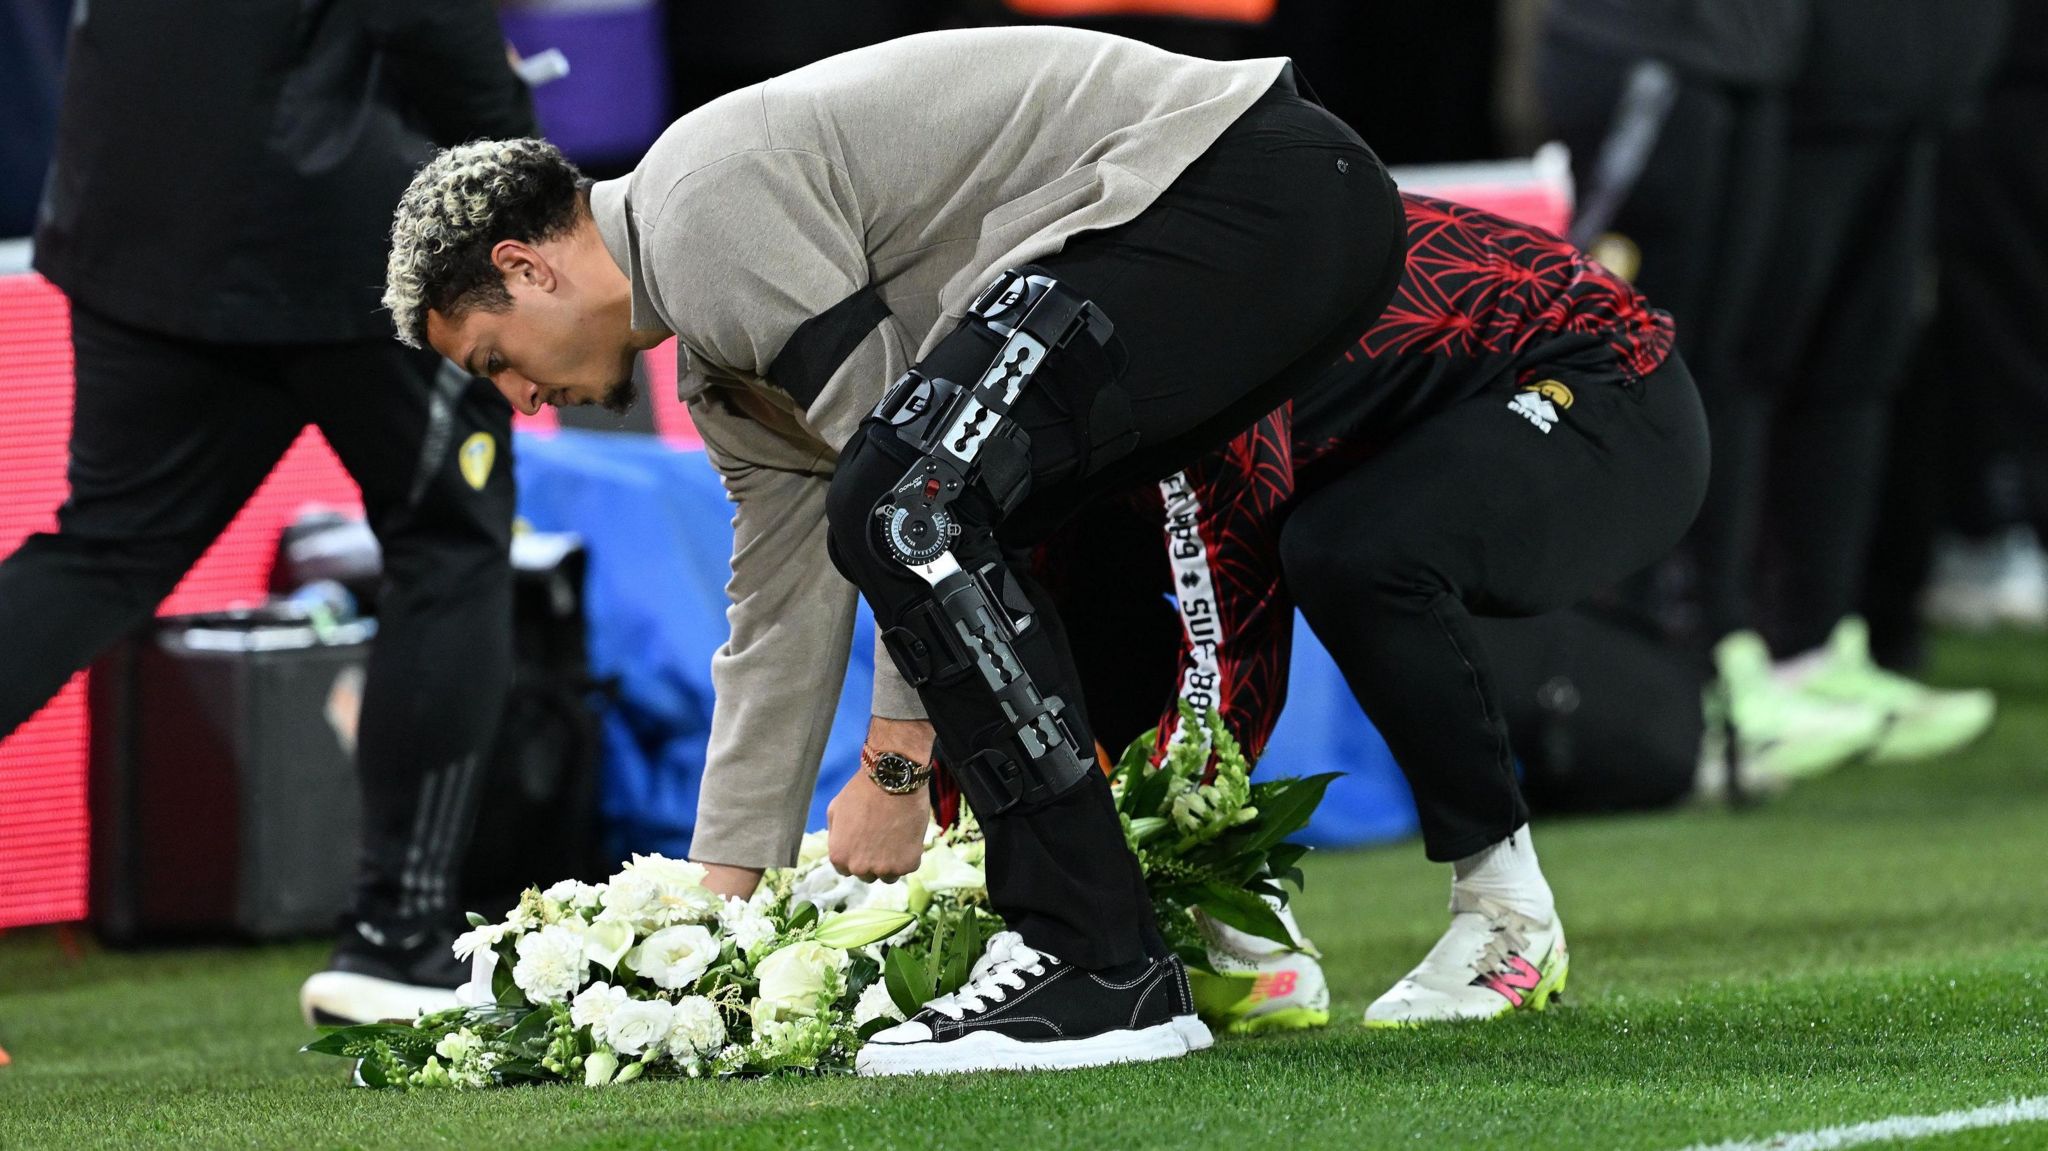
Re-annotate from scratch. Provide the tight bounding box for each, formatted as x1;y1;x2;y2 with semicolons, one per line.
34;1;535;344
1544;0;1811;88
1790;0;2009;129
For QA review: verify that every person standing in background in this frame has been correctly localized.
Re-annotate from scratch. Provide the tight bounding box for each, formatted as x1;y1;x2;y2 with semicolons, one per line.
5;0;535;1025
1541;0;2005;785
0;0;71;238
1866;0;2048;653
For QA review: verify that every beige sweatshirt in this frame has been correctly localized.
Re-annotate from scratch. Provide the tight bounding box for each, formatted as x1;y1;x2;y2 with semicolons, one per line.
589;25;1287;866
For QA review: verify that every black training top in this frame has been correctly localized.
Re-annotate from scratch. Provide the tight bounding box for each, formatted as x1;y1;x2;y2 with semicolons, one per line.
34;0;534;344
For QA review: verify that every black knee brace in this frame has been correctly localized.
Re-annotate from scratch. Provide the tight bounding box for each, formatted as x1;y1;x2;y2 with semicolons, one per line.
866;269;1119;815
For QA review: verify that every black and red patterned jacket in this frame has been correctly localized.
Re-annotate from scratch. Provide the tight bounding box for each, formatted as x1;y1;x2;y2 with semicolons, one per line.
1142;192;1675;766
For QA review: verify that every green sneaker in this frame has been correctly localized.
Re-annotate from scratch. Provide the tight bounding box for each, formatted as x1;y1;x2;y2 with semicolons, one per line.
1713;631;1886;781
1789;618;1996;761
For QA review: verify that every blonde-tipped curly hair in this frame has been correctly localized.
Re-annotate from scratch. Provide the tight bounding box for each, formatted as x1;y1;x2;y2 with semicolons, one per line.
383;137;587;348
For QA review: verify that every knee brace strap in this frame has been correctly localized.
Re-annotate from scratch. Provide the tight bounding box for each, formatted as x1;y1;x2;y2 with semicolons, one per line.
862;270;1113;815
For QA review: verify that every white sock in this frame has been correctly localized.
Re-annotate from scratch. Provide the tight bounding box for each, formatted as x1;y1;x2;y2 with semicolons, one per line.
1449;824;1555;922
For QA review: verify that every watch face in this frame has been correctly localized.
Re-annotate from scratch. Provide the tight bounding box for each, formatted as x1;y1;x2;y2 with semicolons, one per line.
872;753;920;792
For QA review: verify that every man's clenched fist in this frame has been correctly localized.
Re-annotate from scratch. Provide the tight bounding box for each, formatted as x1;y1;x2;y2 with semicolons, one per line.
827;767;930;881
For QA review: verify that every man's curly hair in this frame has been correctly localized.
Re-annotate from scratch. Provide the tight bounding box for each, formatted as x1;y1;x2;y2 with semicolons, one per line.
384;138;588;348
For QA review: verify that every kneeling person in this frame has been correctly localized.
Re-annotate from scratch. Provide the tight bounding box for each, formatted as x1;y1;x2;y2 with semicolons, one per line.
1041;191;1709;1027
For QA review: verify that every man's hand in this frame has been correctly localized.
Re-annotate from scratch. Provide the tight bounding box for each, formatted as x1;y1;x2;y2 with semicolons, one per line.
827;715;937;881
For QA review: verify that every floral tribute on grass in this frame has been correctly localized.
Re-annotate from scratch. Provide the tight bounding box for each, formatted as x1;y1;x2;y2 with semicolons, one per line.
305;707;1334;1088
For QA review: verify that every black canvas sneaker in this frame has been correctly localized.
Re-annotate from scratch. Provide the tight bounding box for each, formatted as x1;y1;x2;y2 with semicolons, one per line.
298;918;466;1026
856;931;1214;1076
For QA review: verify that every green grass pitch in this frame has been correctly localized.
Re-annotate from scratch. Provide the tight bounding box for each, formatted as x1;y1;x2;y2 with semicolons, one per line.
3;631;2044;1150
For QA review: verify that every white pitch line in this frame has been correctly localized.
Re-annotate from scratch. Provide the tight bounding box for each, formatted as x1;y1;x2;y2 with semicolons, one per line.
1674;1096;2048;1151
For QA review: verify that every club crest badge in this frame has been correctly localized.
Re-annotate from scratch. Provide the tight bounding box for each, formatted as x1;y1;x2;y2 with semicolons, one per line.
459;432;497;491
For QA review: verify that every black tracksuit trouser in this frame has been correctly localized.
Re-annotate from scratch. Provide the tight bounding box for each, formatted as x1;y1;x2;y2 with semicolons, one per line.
0;304;515;931
825;80;1407;970
1283;357;1710;862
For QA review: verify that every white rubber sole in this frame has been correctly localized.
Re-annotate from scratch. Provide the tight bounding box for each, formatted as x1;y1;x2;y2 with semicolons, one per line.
856;1014;1210;1077
299;971;458;1027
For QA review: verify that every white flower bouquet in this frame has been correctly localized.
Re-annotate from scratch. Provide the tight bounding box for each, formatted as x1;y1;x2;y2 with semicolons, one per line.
306;708;1332;1088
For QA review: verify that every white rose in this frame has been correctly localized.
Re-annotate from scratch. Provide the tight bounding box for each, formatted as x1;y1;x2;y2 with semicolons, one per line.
618;855;720;925
625;924;719;991
753;940;848;1020
911;841;984;895
600;874;660;923
666;996;727;1060
649;881;722;926
604;998;674;1057
792;863;864;914
621;852;701;884
543;879;596;906
510;924;589;1005
583;1049;618;1087
570;982;629;1040
719;897;779;957
853;980;904;1028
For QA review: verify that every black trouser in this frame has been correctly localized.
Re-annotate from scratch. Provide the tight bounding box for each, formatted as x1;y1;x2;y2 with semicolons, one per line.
1544;34;1941;654
826;82;1406;970
1730;125;1938;655
1540;34;1786;648
1863;76;2048;665
1281;357;1709;862
0;305;515;930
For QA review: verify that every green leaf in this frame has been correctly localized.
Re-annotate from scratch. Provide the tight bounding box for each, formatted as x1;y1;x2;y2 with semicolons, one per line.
503;1006;553;1049
492;946;523;1008
1125;762;1176;822
1111;728;1159;798
938;912;980;998
356;1055;391;1089
1265;842;1310;878
490;1058;556;1085
787;901;821;933
883;946;935;1019
465;911;488;928
1235;774;1340;856
302;1024;409;1058
1190;881;1291;949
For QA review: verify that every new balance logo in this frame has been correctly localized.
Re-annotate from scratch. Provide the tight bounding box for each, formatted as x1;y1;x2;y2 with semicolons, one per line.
1248;971;1298;1005
1508;391;1560;434
1476;955;1544;1007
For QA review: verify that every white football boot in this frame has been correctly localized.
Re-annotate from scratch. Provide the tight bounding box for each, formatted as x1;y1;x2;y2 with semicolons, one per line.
1364;898;1568;1027
1189;901;1331;1035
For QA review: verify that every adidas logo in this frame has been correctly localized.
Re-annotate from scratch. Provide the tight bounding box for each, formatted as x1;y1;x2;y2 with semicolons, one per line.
1508;391;1560;434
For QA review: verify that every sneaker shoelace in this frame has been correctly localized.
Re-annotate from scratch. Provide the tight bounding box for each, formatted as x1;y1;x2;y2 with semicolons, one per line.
1432;898;1537;982
1474;915;1533;978
925;931;1057;1021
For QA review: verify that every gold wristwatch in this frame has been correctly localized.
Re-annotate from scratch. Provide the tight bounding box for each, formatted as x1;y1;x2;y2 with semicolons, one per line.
862;746;933;795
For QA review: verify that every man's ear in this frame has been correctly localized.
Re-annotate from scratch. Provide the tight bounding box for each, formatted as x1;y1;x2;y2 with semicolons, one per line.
490;239;556;293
